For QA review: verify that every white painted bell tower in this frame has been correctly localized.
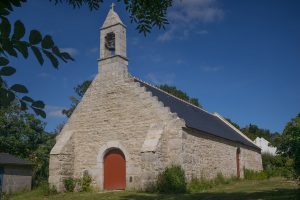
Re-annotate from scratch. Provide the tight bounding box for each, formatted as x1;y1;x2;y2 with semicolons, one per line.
98;4;128;79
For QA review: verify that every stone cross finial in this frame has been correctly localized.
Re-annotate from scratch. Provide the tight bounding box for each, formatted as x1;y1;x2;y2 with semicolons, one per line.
111;3;115;11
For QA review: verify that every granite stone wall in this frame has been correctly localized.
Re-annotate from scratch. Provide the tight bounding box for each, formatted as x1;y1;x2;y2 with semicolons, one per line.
49;69;184;191
181;128;262;181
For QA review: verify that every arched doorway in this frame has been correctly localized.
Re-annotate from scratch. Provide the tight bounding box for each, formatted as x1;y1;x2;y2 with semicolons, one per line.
104;148;126;190
236;147;241;178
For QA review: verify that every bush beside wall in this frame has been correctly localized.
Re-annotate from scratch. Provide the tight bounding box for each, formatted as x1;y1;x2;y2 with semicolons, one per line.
156;165;187;193
188;173;238;193
262;153;296;179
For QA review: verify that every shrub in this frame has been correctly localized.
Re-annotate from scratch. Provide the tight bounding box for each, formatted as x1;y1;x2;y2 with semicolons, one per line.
187;173;238;193
64;177;76;192
244;169;268;180
262;153;296;179
188;177;214;192
39;181;57;196
79;171;92;192
157;165;187;193
214;173;229;185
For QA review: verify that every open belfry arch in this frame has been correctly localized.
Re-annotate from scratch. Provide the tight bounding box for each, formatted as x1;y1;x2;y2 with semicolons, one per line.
49;4;262;192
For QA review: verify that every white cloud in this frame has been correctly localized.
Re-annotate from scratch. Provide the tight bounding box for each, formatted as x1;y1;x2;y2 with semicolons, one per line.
60;48;79;56
46;105;66;118
140;54;163;63
89;47;98;53
196;30;209;35
145;73;176;85
200;65;223;72
176;59;185;65
158;0;223;41
130;37;140;45
169;0;224;23
157;30;173;42
62;77;68;89
37;72;58;80
37;72;50;78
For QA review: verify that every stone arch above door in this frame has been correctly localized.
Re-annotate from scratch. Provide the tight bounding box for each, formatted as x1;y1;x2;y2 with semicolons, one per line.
97;141;129;163
92;141;129;190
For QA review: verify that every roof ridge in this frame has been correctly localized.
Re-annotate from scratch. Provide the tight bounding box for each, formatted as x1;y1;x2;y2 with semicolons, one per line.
213;113;260;148
132;76;214;116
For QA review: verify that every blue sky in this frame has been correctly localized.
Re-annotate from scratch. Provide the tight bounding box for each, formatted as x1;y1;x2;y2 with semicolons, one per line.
7;0;300;133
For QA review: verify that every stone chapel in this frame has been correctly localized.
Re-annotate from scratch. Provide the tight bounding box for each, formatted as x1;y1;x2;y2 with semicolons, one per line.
49;5;262;191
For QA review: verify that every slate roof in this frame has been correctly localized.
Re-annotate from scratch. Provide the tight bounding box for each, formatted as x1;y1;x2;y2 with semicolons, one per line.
0;153;33;166
134;78;260;150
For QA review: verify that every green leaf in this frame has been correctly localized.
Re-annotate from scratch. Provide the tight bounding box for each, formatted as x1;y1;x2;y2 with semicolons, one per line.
2;39;18;57
22;96;34;103
10;0;22;7
43;50;59;68
0;57;9;66
0;88;15;106
32;100;45;109
1;17;11;37
29;30;42;45
41;35;54;49
12;20;25;40
1;1;13;11
31;46;44;65
32;107;46;118
20;100;27;110
0;9;10;16
52;46;61;56
14;41;28;58
61;52;74;61
0;66;16;76
10;84;28;93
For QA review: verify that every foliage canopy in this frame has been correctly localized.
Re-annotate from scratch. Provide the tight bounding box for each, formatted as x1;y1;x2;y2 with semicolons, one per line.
0;103;56;185
278;113;300;176
158;84;202;108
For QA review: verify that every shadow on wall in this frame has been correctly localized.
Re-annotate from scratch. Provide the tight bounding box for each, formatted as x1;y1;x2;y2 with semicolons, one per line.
119;189;300;200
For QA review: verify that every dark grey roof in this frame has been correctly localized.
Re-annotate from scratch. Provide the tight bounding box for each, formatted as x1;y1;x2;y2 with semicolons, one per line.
134;78;259;150
0;153;33;166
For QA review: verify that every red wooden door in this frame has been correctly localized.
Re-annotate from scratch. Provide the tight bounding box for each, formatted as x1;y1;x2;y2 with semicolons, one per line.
104;149;126;190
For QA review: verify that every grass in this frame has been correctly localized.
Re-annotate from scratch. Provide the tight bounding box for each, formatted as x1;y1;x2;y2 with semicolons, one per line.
8;177;300;200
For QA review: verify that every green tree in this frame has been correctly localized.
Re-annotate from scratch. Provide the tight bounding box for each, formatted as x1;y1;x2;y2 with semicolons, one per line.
278;113;300;177
241;124;280;146
0;102;55;185
241;124;273;141
225;119;280;147
1;0;173;117
158;84;202;108
225;118;241;130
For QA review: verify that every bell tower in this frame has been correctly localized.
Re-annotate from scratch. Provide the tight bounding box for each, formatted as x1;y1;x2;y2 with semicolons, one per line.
98;3;128;79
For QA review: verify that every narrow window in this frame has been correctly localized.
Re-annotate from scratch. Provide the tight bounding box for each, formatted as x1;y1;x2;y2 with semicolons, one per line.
236;147;241;178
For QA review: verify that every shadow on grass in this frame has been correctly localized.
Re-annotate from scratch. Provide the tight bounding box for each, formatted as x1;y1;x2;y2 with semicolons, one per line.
121;188;300;200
